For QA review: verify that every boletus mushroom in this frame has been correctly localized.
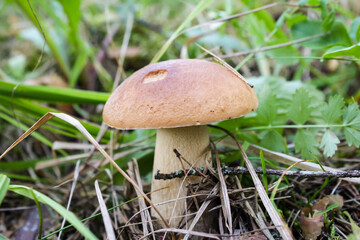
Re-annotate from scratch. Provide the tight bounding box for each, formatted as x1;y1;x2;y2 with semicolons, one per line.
103;59;258;226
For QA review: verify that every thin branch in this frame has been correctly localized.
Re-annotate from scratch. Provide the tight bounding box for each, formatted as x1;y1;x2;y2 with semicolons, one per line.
173;149;207;178
215;33;326;59
154;167;360;180
179;2;321;37
194;43;253;88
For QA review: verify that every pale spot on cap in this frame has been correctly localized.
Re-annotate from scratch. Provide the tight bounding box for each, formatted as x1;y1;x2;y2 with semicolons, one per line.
143;70;168;83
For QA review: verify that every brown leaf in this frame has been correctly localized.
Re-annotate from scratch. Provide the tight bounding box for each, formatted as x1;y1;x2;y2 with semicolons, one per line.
13;205;52;240
26;73;74;113
300;209;324;240
312;196;330;212
27;73;68;88
107;46;140;59
327;194;344;211
300;194;344;240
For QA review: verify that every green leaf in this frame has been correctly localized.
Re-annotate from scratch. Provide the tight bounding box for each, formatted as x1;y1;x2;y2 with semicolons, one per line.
350;17;360;42
286;13;307;28
255;85;277;125
322;10;335;31
288;88;313;125
323;44;360;59
294;129;319;159
344;127;360;148
321;95;345;124
320;0;328;20
57;0;81;45
320;130;339;157
291;21;352;49
275;10;287;29
259;130;285;152
315;203;339;215
8;185;98;240
343;102;360;126
0;174;10;206
0;172;45;182
0;234;10;240
299;0;321;5
267;45;300;66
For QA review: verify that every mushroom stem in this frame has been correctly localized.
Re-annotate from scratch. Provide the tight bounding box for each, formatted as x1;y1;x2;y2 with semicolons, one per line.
151;125;211;226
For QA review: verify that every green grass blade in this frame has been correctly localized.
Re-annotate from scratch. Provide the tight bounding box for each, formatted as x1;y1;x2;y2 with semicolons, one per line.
8;185;98;240
13;0;71;78
0;94;110;139
57;0;82;47
150;0;214;63
0;81;109;104
0;105;80;139
0;234;10;240
0;98;80;138
0;111;53;147
312;153;326;172
0;174;10;206
260;150;269;194
0;172;47;182
309;177;329;203
0;96;106;139
30;188;43;240
0;157;50;171
70;50;91;88
57;0;92;87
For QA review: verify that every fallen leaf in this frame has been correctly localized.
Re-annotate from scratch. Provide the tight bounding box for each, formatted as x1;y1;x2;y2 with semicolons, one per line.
300;194;344;240
107;46;140;59
327;194;344;211
26;73;68;88
300;208;324;240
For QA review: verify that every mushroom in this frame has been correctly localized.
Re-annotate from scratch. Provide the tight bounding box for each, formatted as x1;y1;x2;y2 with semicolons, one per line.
103;59;258;226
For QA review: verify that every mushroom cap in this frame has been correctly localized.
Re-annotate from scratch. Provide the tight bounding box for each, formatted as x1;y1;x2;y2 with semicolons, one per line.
103;59;258;129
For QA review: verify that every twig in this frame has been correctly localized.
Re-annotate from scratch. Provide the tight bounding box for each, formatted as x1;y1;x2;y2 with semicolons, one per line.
214;33;326;59
194;43;253;88
173;149;207;178
154;167;360;180
217;138;360;184
179;2;321;37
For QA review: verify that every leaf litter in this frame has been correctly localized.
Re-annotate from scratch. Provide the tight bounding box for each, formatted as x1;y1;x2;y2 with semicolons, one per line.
300;194;344;240
1;109;360;239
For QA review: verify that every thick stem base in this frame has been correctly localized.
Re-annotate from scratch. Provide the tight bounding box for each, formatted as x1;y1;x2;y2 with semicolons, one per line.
151;125;211;227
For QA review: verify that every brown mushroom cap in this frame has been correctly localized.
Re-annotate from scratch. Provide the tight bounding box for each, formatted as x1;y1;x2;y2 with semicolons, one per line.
103;59;258;129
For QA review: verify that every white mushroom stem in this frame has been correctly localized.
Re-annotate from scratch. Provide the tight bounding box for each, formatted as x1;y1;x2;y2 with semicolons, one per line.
151;125;211;227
